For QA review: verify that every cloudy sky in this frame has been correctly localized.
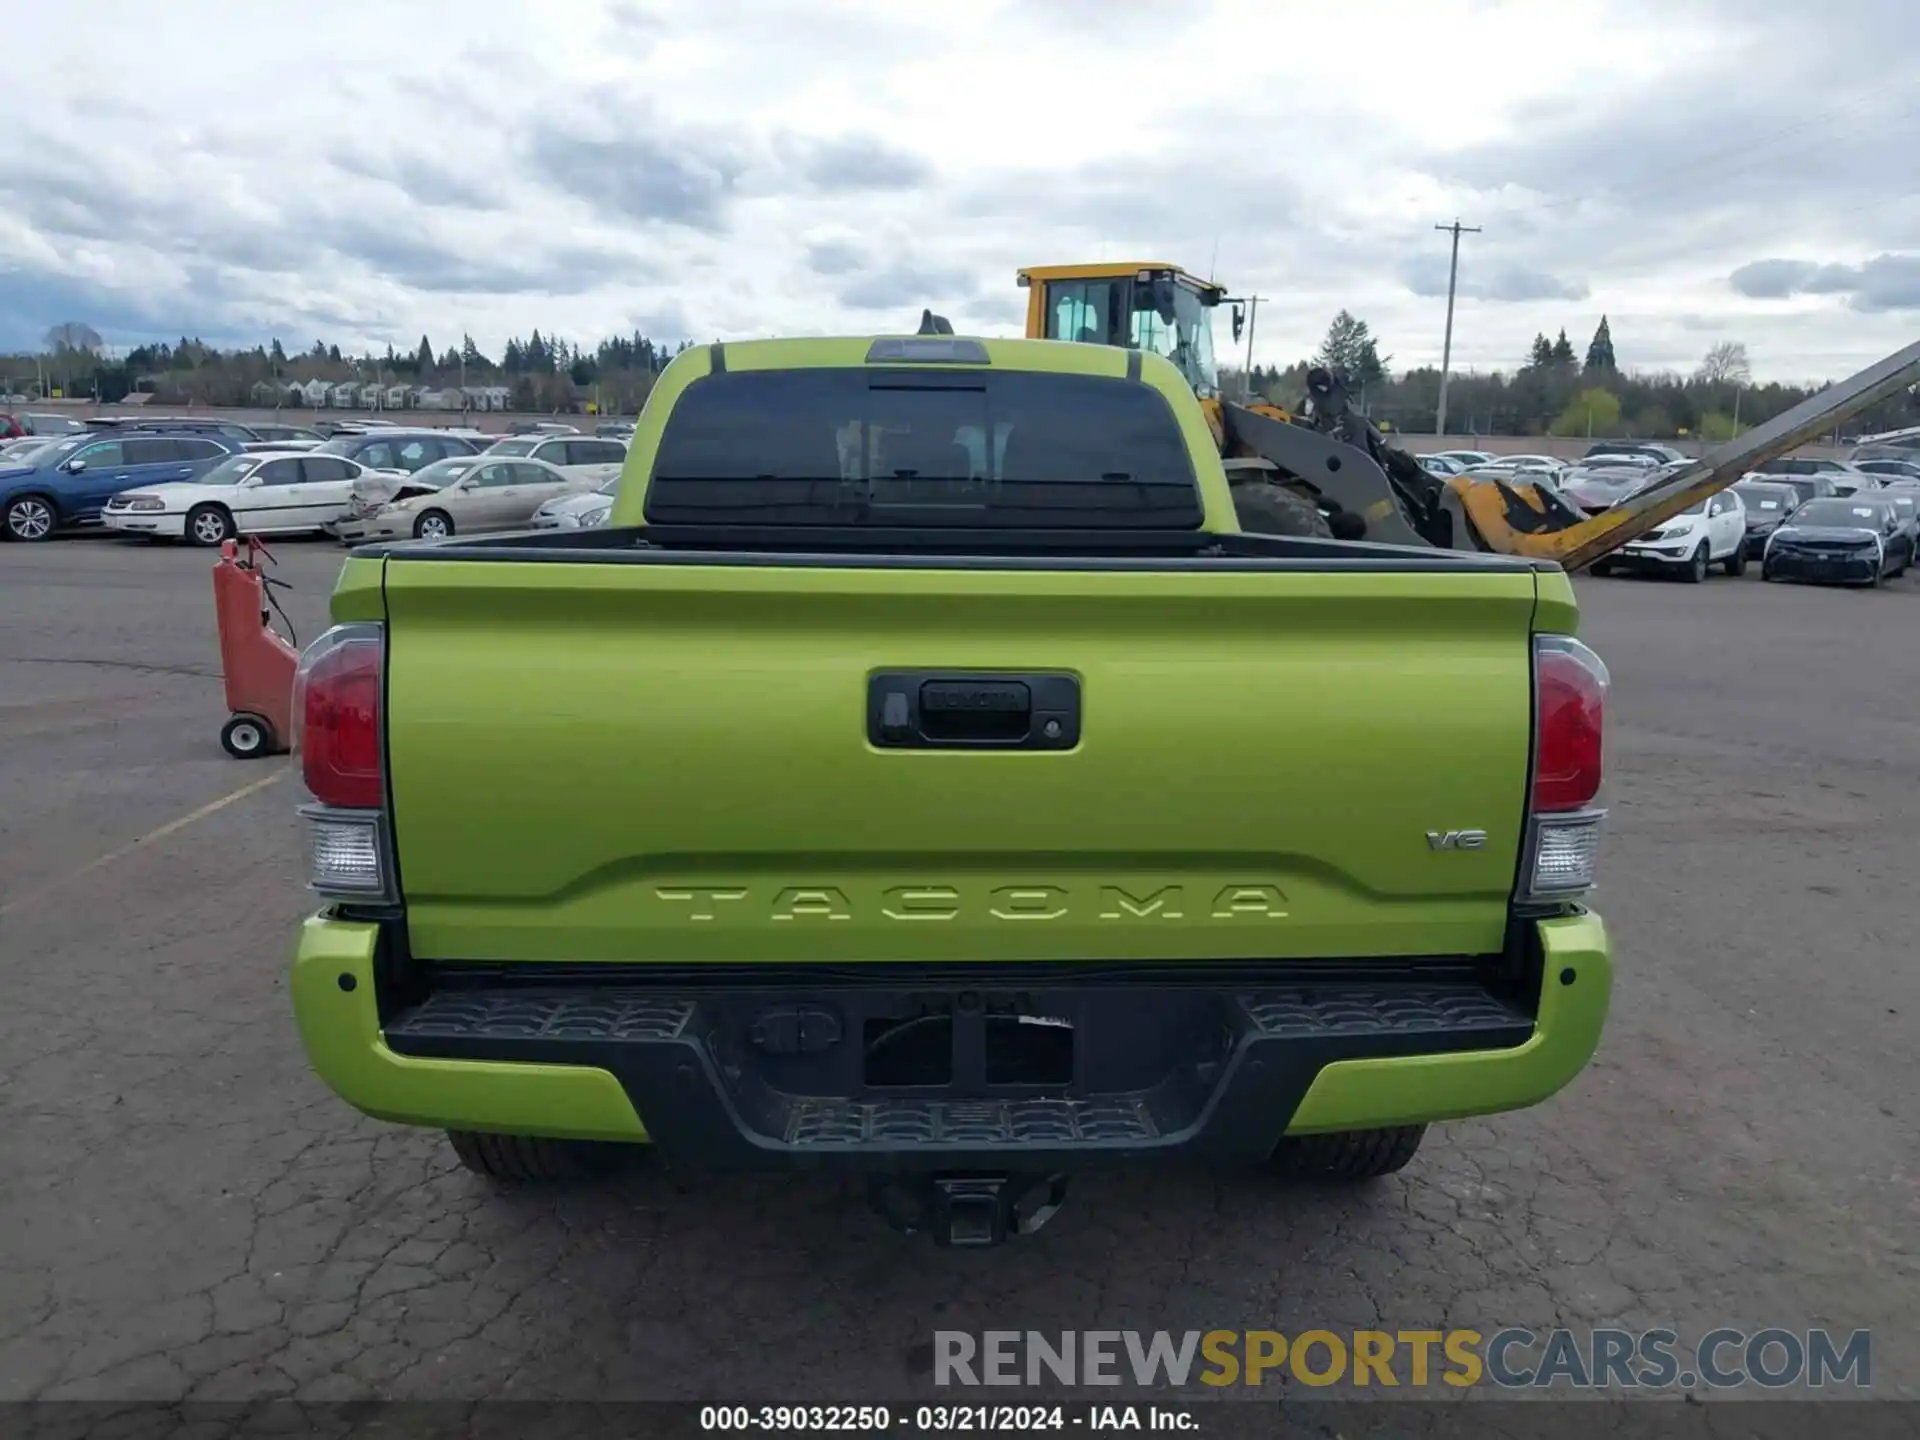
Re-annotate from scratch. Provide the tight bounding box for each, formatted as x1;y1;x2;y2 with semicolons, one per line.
2;0;1915;382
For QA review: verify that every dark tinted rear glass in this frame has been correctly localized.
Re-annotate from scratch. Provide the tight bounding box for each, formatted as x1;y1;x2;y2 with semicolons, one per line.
645;368;1201;529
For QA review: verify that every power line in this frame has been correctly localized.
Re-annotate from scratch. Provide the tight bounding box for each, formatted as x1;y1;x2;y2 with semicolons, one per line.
1433;220;1481;437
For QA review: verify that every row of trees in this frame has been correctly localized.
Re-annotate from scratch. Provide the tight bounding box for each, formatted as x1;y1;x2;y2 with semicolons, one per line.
11;312;1917;437
5;324;697;415
1233;312;1917;440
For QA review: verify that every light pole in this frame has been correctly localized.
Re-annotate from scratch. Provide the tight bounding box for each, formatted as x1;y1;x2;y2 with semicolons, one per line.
1433;219;1481;437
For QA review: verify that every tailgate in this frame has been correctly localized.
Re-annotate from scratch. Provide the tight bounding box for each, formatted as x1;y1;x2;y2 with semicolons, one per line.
382;558;1542;964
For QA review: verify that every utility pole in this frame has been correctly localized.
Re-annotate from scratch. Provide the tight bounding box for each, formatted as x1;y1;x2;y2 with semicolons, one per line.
1433;219;1481;437
1242;295;1265;401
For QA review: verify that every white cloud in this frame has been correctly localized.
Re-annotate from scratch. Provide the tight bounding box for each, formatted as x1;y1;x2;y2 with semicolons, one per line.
0;0;1916;379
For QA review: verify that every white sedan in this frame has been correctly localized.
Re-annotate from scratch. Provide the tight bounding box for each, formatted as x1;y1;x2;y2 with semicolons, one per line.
1481;453;1568;476
100;450;369;545
531;473;619;529
481;434;628;484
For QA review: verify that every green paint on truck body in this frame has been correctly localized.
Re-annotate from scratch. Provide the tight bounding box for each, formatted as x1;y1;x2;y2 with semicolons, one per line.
380;558;1539;965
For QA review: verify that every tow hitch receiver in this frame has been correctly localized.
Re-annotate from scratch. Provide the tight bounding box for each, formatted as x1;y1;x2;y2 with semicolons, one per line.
868;1172;1070;1248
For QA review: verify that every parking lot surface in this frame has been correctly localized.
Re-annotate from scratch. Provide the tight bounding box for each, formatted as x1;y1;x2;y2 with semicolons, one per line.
1;536;1914;1402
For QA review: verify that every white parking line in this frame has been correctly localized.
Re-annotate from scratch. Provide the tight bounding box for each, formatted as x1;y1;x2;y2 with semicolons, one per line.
0;769;287;916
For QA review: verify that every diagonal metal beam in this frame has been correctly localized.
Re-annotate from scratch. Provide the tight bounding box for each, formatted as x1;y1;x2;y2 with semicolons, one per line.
1556;337;1920;571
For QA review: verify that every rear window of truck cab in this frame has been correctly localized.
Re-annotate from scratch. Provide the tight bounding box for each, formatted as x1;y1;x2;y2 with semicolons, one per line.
644;367;1203;528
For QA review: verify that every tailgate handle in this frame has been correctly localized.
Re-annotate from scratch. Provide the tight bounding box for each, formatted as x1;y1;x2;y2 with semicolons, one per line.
868;672;1080;751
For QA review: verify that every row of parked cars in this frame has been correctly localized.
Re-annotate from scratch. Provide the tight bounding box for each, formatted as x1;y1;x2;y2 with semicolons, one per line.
1416;440;1920;588
0;415;636;544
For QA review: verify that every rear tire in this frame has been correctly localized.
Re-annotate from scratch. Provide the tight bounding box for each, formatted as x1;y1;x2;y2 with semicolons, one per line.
447;1130;628;1182
1683;543;1708;583
1269;1125;1427;1180
1588;559;1613;577
1723;544;1746;577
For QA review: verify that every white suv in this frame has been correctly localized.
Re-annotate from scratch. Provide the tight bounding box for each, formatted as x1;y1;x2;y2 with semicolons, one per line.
1596;490;1748;582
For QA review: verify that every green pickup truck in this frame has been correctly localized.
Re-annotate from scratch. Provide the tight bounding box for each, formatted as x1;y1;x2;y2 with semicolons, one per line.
290;334;1613;1246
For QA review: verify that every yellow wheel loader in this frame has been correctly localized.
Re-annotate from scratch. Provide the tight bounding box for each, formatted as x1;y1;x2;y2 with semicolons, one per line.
1010;261;1920;570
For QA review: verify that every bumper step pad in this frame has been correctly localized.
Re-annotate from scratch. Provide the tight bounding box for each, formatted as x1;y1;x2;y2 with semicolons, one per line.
787;1095;1158;1148
383;973;1533;1168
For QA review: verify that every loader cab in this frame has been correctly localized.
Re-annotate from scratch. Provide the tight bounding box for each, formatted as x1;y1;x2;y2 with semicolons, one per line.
1018;263;1226;397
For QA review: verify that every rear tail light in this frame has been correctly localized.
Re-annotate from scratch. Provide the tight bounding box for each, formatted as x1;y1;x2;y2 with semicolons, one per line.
292;623;394;901
1533;636;1606;811
1521;634;1609;902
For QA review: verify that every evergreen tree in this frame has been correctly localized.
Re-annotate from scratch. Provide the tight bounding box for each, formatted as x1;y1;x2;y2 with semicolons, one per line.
1314;310;1389;387
416;335;434;370
1584;317;1617;373
1527;334;1554;369
1549;329;1576;367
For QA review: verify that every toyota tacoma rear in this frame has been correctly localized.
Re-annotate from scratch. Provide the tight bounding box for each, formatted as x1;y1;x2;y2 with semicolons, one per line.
289;335;1613;1245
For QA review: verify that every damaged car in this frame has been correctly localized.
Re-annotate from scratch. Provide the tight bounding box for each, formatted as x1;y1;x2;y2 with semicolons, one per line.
326;453;596;543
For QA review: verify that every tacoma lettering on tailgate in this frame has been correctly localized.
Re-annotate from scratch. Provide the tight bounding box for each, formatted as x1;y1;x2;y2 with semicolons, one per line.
649;882;1290;923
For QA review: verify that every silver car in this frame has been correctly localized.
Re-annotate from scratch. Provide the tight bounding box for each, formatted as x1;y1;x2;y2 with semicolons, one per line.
531;473;619;530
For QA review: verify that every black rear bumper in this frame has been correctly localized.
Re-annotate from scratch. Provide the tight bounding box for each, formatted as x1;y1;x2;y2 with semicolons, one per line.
381;958;1538;1170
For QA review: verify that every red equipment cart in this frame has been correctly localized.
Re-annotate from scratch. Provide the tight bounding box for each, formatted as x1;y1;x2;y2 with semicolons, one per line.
212;537;299;758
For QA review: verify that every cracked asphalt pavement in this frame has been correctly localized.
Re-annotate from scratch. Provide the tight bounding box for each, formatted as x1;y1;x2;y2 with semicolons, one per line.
0;536;1914;1404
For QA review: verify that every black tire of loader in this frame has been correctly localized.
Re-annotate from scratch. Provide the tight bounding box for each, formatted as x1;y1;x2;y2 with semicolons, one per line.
1229;481;1334;538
